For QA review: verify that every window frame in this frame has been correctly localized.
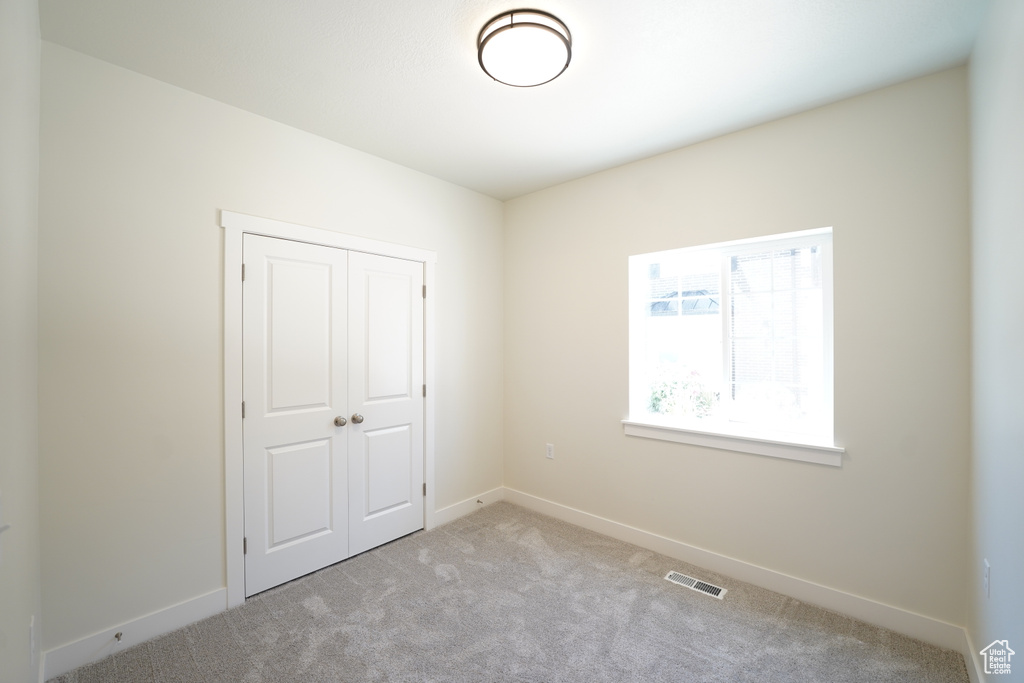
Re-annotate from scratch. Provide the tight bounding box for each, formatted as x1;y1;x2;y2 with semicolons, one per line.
624;227;844;467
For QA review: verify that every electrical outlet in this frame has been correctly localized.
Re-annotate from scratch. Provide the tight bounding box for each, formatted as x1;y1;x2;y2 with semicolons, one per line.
0;486;7;566
984;558;991;598
545;443;554;460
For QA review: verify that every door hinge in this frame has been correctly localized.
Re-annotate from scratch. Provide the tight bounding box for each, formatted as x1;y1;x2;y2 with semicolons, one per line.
423;483;426;496
243;537;247;555
241;263;246;281
422;384;426;398
241;401;245;418
422;285;426;299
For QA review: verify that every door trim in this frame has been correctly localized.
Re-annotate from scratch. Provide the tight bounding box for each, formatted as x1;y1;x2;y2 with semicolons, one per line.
221;210;437;608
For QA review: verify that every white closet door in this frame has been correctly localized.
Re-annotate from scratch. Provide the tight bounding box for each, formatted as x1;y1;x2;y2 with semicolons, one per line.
347;251;425;556
242;234;349;596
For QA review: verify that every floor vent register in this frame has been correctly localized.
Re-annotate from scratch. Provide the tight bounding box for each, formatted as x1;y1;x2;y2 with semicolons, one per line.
664;570;727;599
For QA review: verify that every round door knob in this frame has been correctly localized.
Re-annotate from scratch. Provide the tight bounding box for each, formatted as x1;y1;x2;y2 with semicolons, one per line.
334;416;347;427
351;413;364;424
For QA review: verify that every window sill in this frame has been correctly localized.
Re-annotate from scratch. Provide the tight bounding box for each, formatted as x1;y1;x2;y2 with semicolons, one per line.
621;419;844;467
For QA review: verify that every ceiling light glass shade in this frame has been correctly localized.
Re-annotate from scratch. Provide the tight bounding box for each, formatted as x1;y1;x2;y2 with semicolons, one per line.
478;10;571;87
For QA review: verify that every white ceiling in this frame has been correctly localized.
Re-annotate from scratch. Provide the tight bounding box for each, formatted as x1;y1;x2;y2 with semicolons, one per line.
39;0;990;200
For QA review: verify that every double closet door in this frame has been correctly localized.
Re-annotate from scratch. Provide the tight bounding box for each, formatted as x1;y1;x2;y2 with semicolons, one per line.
241;234;424;597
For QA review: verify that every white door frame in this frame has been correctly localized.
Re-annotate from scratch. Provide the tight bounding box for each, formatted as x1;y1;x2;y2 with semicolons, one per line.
221;210;437;608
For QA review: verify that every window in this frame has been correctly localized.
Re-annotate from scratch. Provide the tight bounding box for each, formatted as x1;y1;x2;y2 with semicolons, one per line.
624;228;842;465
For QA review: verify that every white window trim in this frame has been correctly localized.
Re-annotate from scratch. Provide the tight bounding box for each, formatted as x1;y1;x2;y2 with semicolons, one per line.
627;227;841;466
621;419;844;467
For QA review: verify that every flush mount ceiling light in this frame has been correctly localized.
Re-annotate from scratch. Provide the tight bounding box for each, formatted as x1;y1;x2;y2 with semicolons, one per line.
478;9;571;87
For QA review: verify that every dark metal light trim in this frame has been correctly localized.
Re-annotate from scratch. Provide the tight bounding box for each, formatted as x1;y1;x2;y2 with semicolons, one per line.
477;9;572;87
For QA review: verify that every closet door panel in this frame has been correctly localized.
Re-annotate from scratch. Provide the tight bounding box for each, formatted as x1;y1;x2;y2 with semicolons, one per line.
347;251;424;556
242;235;348;596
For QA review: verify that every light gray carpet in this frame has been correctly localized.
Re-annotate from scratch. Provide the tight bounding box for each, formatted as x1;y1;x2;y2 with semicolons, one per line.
50;502;968;682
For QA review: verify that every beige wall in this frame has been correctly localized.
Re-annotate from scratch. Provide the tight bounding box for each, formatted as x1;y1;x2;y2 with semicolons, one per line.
504;68;970;625
969;0;1024;659
38;43;504;650
0;1;43;681
33;25;998;662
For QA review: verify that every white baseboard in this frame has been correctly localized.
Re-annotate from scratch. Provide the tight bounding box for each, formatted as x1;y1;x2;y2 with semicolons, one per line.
41;489;499;680
42;588;227;681
502;487;973;657
431;487;505;528
39;489;983;682
963;631;984;683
